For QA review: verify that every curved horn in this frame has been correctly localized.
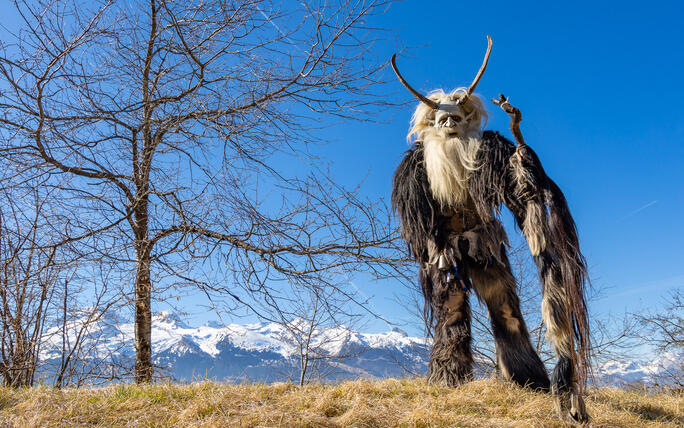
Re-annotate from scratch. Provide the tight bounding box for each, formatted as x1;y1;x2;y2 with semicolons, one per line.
391;54;440;110
466;35;493;97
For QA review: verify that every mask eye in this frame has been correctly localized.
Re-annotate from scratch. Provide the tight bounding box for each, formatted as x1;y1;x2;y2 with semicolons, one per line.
451;115;462;123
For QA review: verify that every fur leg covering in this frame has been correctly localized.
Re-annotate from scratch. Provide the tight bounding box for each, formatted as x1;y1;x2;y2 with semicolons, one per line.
423;266;473;386
470;258;550;390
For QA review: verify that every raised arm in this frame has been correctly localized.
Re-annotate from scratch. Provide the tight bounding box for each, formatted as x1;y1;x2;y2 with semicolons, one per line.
470;96;591;424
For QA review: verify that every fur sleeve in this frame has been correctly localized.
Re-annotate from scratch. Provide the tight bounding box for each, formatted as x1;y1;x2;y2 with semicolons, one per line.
470;130;591;384
391;144;440;262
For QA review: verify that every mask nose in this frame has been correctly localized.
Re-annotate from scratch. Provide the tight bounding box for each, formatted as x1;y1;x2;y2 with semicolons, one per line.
445;117;456;127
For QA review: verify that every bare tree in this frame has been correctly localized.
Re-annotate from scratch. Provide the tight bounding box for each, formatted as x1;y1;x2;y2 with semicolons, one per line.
0;177;127;388
268;282;365;386
636;289;683;353
0;185;61;386
50;273;127;388
0;0;405;383
633;289;683;388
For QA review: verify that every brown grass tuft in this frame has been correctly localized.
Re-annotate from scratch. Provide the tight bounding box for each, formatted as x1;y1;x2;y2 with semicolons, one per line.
0;378;681;427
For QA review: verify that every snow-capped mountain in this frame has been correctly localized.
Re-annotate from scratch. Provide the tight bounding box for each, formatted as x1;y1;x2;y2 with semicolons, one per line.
40;311;431;383
39;311;680;386
595;352;682;386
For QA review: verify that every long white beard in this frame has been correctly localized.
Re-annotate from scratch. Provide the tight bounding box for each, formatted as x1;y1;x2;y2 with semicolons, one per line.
422;131;481;209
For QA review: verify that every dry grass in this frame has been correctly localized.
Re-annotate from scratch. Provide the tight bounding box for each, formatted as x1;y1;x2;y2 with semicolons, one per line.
0;378;681;427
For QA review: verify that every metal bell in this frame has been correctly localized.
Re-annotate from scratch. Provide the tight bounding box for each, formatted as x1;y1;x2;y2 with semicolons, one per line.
437;253;450;271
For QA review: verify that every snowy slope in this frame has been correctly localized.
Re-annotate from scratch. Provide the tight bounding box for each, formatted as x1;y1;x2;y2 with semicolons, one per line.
595;352;682;385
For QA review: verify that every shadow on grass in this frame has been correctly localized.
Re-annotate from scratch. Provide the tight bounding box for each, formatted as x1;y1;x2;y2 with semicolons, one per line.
593;395;683;425
626;403;683;424
0;390;24;412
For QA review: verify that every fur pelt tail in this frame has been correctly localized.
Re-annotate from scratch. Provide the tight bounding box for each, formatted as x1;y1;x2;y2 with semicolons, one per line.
543;179;591;389
512;144;590;392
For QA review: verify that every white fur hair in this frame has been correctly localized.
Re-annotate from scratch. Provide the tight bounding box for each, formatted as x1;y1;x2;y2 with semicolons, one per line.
407;88;488;208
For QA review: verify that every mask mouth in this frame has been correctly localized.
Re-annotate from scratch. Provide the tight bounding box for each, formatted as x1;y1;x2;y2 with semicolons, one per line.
447;131;461;138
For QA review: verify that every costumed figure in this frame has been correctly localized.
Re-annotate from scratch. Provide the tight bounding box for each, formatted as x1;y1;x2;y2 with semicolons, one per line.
391;36;591;424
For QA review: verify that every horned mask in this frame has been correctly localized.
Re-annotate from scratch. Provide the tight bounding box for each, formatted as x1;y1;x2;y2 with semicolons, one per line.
391;36;492;140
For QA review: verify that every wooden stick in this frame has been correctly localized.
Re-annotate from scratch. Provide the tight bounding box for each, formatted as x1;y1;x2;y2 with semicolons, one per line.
491;94;526;148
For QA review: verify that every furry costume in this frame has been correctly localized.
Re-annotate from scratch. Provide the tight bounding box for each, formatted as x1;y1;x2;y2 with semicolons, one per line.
390;37;590;424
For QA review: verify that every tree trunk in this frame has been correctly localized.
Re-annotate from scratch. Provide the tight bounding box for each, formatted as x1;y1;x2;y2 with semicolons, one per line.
299;350;308;387
133;193;153;383
134;255;153;383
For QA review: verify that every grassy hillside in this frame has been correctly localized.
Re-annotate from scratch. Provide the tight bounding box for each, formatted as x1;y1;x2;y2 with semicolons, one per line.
0;378;681;427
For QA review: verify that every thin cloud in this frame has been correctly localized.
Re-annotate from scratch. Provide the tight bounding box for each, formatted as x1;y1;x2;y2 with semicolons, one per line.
619;200;657;221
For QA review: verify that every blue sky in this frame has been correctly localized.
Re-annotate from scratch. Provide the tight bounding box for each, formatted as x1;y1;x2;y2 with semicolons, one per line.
316;0;684;333
1;1;682;338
